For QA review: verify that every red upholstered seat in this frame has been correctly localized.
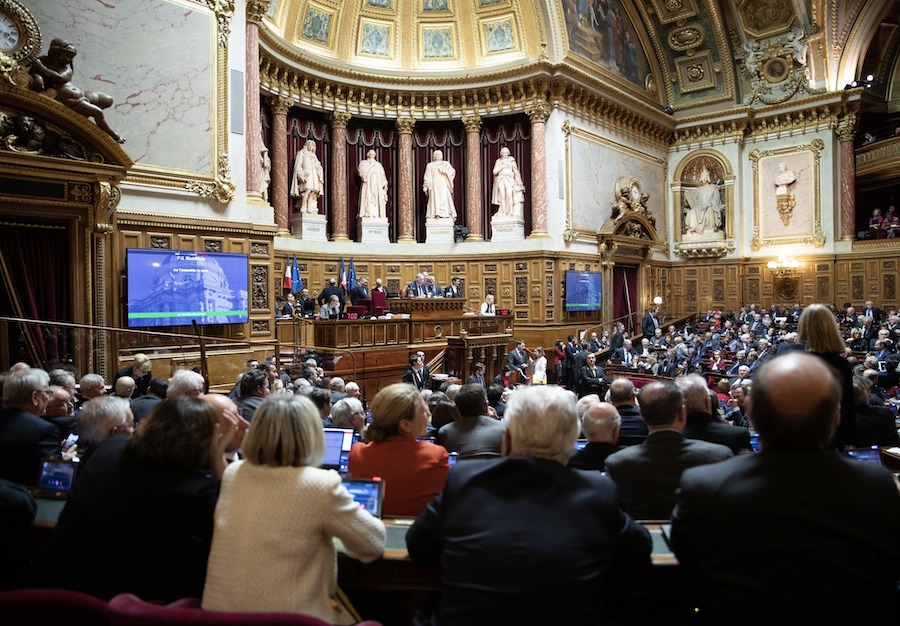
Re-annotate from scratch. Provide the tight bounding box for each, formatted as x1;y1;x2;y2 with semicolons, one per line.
0;589;111;626
108;594;383;626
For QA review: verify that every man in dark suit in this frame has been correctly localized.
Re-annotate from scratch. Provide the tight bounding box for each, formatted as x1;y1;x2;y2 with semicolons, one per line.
466;362;487;388
406;273;428;298
234;368;269;422
568;402;622;470
612;339;638;367
409;385;651;625
563;335;581;389
317;278;345;311
295;287;316;317
348;277;369;305
506;340;530;382
604;380;732;520
444;276;463;298
578;353;610;397
676;374;751;454
609;378;647;446
609;322;625;352
0;367;61;486
670;352;900;625
436;384;504;459
129;376;167;424
402;354;429;391
641;308;659;338
862;299;884;324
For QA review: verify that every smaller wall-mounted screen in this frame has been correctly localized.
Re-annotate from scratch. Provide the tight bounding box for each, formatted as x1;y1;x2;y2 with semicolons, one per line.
565;270;602;312
126;249;249;328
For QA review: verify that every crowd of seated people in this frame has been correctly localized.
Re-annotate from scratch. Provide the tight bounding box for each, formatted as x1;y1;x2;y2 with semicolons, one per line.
1;298;900;623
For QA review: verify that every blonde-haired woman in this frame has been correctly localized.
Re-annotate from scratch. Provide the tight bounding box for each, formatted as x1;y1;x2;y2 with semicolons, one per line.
348;383;449;517
797;303;855;448
202;395;385;624
532;346;547;384
481;294;496;316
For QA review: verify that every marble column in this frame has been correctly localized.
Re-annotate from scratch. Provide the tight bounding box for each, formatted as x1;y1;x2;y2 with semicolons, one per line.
245;1;268;205
397;117;416;243
837;126;857;241
331;112;352;242
526;102;551;238
271;96;292;236
461;115;483;241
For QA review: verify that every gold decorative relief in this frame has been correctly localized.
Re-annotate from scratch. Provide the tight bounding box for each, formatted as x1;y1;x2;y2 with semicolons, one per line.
668;23;705;52
674;50;715;93
648;0;699;24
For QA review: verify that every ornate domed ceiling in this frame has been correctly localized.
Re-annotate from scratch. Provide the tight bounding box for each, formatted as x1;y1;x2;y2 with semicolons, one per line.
263;0;546;74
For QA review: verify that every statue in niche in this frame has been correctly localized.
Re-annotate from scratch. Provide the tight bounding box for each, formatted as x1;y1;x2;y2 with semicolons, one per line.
259;146;271;202
28;39;125;143
491;146;525;219
290;139;325;214
423;149;457;220
357;149;388;218
684;168;725;235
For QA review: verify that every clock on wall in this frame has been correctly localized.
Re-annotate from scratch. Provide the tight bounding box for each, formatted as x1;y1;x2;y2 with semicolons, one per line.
0;0;40;64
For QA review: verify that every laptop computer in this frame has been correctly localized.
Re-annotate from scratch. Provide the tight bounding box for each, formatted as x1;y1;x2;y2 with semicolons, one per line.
32;457;77;499
341;477;385;518
322;427;359;473
843;447;883;466
574;439;588;451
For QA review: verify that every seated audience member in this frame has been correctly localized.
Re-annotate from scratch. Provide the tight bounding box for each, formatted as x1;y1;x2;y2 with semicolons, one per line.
305;387;333;426
344;381;361;401
466;362;488;388
330;397;366;435
727;384;750;427
111;375;136;401
612;339;638;366
48;368;77;399
318;294;342;320
406;273;427;298
130;377;167;423
430;400;462;431
604;380;732;520
437;383;505;459
0;367;60;486
167;369;205;398
677;374;751;454
43;385;77;437
851;376;900;447
234;368;270;422
31;396;239;601
114;353;153;398
670;352;900;625
328;377;347;406
75;373;105;412
480;293;496;315
202;395;384;624
568;402;622;471
73;396;134;465
487;384;506;418
348;383;449;517
609;378;648;446
1;477;37;589
407;385;651;625
295;288;316;317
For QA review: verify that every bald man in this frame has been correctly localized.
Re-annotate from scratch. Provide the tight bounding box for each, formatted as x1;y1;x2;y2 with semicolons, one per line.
568;402;622;471
671;352;900;624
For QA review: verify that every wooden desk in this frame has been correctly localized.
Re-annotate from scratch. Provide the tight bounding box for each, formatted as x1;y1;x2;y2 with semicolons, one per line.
389;298;465;320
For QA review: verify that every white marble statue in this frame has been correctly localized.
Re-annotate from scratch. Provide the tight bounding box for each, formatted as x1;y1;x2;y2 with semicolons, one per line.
290;139;324;213
491;146;525;218
684;168;724;235
773;162;797;195
259;146;271;202
422;149;457;220
357;149;388;218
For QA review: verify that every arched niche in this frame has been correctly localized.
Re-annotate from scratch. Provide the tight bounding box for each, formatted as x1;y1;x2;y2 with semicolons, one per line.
672;149;736;259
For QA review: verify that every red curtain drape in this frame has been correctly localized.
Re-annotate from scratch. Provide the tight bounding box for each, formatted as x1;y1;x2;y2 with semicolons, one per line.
0;220;72;368
413;122;466;242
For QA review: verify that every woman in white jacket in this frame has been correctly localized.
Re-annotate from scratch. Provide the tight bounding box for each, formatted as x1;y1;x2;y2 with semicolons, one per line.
202;395;385;624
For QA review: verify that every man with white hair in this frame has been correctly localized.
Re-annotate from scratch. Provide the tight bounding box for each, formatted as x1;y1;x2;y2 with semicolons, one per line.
677;374;750;454
331;397;366;435
0;367;60;485
328;376;346;405
75;396;134;464
568;402;622;471
407;385;651;625
75;373;105;413
167;369;205;398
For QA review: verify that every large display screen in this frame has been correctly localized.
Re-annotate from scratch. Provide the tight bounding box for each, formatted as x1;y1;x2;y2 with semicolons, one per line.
126;249;249;328
565;270;602;312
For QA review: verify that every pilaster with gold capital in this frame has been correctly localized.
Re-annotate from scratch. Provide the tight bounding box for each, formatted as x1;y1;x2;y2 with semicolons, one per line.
245;11;264;208
271;97;291;235
526;102;551;237
397;117;417;242
462;115;484;241
331;113;351;241
837;124;857;240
